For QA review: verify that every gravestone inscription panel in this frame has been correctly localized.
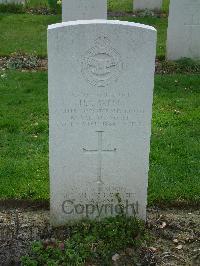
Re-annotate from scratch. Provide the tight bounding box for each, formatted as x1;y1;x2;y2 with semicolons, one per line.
48;20;156;226
62;0;107;22
134;0;162;11
167;0;200;60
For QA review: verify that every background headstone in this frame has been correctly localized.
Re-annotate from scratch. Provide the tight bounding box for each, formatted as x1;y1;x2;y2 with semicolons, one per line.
48;20;156;226
167;0;200;60
134;0;162;11
62;0;107;22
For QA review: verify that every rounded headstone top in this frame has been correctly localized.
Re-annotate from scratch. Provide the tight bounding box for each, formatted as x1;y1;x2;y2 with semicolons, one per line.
48;19;156;33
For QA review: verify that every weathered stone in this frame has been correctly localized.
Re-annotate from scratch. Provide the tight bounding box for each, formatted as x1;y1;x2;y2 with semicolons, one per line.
48;20;156;226
167;0;200;60
62;0;107;21
134;0;162;11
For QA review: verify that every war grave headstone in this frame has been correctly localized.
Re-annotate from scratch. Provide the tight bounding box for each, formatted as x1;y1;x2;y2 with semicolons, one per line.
134;0;162;11
167;0;200;60
62;0;107;22
48;20;157;226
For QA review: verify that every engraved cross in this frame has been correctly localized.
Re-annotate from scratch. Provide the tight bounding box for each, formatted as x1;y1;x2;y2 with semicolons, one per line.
83;131;116;184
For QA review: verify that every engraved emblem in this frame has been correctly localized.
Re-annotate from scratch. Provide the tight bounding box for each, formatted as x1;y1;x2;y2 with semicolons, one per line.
81;36;123;87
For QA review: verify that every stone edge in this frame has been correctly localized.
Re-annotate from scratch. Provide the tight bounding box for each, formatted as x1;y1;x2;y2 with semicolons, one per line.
48;19;157;32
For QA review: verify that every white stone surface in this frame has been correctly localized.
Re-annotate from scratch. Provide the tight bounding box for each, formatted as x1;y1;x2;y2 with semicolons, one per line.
167;0;200;60
134;0;162;11
62;0;107;22
48;20;156;226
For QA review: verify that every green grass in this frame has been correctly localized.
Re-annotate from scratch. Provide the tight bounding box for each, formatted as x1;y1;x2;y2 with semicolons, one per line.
108;0;133;12
163;0;170;13
149;74;200;205
0;14;61;57
0;0;169;57
0;71;49;199
22;216;146;265
0;14;167;57
109;0;170;12
0;71;199;205
25;0;170;13
0;0;169;13
26;0;48;9
117;16;167;58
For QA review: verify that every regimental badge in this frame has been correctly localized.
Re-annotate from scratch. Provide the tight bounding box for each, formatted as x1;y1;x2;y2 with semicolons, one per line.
81;36;123;87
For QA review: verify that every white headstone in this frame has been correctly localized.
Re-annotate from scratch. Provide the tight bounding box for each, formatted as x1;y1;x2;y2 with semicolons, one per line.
167;0;200;60
134;0;162;11
62;0;107;22
48;20;156;226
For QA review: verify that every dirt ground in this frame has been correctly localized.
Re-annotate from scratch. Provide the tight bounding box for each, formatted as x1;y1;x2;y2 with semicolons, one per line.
147;208;200;266
0;207;199;265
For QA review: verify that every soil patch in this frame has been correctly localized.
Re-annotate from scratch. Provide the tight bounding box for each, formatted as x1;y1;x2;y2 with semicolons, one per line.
1;56;200;74
0;207;199;265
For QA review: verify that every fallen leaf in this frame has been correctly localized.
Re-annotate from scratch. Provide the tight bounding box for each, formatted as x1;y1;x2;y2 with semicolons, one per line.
149;247;157;252
176;245;183;250
160;222;167;229
59;242;65;251
112;253;120;261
